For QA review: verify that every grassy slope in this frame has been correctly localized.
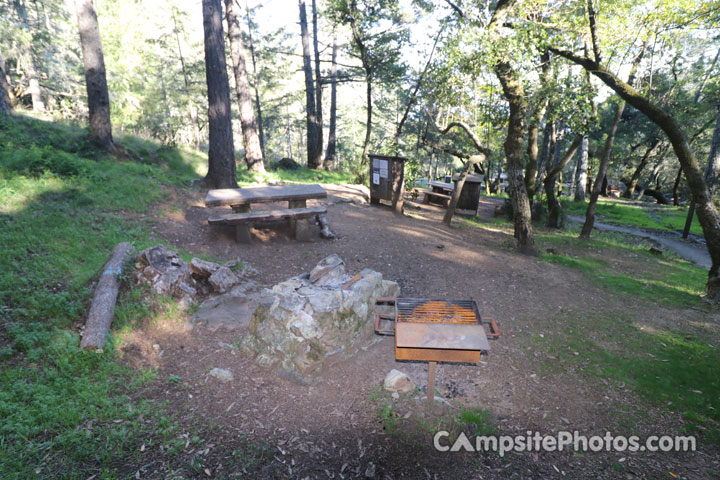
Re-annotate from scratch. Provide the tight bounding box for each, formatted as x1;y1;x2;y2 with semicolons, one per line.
562;197;704;236
0;115;348;478
464;212;719;445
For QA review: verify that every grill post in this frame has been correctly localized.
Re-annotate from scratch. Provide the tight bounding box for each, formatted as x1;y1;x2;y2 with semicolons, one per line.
427;361;437;410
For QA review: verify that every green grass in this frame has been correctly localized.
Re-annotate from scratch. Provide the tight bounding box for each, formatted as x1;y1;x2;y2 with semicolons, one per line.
531;313;720;445
0;115;211;478
562;198;703;236
237;164;354;186
456;407;495;436
536;227;706;307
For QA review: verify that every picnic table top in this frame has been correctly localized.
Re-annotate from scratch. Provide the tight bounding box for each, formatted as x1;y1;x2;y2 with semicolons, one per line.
428;181;455;190
205;184;327;207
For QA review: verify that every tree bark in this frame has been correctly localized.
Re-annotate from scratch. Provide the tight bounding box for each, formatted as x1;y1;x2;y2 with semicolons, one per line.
325;31;338;167
444;155;485;225
312;0;324;168
74;0;115;150
525;51;551;199
202;0;237;188
348;1;373;168
574;137;589;201
495;61;534;252
488;0;534;252
80;243;135;351
544;134;583;228
624;139;659;198
537;120;556;188
551;48;720;301
299;0;321;169
245;0;265;157
683;109;720;237
580;99;624;238
225;0;265;173
0;49;12;115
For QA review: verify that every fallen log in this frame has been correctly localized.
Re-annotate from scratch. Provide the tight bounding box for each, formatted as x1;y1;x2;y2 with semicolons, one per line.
316;214;336;239
80;242;135;351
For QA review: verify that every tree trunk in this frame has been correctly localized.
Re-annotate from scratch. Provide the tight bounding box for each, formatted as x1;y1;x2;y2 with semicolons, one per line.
311;0;324;168
325;31;338;167
624;139;659;198
495;61;534;252
580;99;624;238
74;0;115;150
525;52;551;199
672;167;682;205
15;0;44;112
245;0;265;157
224;0;264;173
537;120;556;188
0;49;12;115
544;134;583;228
552;48;720;300
348;2;372;167
299;0;321;169
444;155;485;225
202;0;237;188
683;109;720;237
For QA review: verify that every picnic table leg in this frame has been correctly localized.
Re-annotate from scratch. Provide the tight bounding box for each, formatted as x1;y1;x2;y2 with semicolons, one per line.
288;200;307;236
236;225;251;243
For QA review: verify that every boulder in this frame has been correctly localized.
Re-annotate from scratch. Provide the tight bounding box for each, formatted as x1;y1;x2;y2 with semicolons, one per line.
240;255;399;382
208;266;239;294
209;368;234;382
383;369;415;393
133;245;242;299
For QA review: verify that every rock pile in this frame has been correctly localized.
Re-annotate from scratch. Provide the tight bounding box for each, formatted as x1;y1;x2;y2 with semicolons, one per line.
133;244;244;299
239;254;399;383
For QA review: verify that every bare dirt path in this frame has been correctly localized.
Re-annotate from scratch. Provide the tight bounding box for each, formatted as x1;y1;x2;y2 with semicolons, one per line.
121;184;720;479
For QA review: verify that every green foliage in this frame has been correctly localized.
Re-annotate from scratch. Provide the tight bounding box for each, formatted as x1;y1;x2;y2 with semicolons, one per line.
532;313;720;445
236;164;354;185
456;407;495;436
0;115;203;477
538;228;706;307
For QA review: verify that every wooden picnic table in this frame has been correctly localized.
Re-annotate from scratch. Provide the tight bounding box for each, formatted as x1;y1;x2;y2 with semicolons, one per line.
204;184;329;242
428;181;454;193
204;184;327;212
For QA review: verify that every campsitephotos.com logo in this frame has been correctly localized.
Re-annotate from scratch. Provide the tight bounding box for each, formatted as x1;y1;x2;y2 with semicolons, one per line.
433;431;696;457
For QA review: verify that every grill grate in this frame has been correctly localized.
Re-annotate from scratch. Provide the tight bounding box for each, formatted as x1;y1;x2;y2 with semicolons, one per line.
395;298;480;324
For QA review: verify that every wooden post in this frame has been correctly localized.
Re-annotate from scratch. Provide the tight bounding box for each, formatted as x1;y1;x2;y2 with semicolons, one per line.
80;242;135;351
427;361;437;410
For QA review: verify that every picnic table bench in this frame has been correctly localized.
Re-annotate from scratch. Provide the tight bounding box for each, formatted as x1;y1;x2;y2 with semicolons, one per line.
204;184;329;242
423;181;454;207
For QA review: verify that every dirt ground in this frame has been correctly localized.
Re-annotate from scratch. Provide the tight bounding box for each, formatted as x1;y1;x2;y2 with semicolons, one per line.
119;184;720;479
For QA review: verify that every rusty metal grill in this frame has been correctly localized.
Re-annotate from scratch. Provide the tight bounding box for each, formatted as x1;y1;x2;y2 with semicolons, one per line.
395;298;480;325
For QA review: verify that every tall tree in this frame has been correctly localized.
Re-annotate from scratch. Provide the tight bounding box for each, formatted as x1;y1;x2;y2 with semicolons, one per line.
202;0;237;188
525;51;551;199
544;134;583;227
224;0;264;173
550;36;720;302
299;0;322;169
0;49;12;115
245;0;266;157
312;0;324;168
74;0;115;150
325;30;339;167
489;0;535;252
574;136;589;201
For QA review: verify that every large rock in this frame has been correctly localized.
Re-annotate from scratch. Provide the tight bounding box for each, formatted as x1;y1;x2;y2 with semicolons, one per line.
191;281;260;331
134;245;243;298
383;369;415;393
134;245;196;298
240;255;399;382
